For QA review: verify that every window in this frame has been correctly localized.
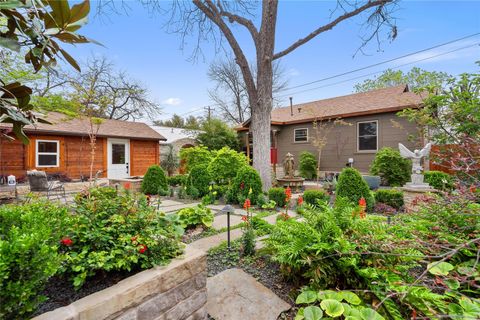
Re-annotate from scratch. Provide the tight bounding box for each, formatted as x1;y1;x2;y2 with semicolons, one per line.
294;128;308;142
36;140;59;167
357;121;378;152
112;144;126;164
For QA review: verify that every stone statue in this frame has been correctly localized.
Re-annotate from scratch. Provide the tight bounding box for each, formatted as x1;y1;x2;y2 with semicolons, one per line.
283;153;295;178
399;143;432;189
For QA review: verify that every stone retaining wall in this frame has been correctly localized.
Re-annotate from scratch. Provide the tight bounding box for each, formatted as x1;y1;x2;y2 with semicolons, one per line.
34;247;207;320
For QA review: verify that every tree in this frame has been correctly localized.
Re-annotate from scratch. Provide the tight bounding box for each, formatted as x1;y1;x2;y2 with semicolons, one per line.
0;0;92;143
355;67;450;92
67;56;160;121
208;57;287;124
154;114;202;129
196;119;240;151
161;145;179;176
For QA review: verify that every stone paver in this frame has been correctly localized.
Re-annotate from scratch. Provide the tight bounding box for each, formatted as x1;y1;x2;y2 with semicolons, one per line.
207;204;227;211
206;268;290;320
187;228;243;252
159;199;185;207
212;214;243;230
161;203;199;213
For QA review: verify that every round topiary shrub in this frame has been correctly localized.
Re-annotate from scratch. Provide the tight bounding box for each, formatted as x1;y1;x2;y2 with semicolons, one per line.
141;165;168;195
228;165;263;204
336;168;375;211
303;189;330;206
207;147;248;184
268;187;287;208
188;163;212;197
374;189;404;209
370;147;411;187
299;151;317;179
179;146;213;173
424;171;455;191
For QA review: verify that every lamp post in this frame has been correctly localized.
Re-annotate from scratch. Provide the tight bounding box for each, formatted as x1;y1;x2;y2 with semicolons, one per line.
221;205;235;250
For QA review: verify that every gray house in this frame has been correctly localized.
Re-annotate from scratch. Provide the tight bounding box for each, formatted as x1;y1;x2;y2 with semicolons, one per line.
237;85;424;175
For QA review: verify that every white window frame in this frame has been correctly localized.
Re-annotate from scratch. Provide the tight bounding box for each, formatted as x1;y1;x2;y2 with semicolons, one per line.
294;128;309;143
357;120;378;153
36;139;60;167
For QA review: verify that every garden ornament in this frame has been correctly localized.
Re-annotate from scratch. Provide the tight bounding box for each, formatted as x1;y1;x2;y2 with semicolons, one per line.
283;152;295;178
398;142;433;189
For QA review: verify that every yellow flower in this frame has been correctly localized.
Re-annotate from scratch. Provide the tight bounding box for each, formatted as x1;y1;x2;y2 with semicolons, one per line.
248;187;253;195
209;185;213;191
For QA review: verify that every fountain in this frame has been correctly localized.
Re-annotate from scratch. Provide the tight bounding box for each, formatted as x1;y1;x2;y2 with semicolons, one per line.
276;152;305;192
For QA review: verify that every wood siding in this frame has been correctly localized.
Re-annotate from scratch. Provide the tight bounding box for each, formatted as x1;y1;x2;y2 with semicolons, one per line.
275;112;420;173
0;134;159;179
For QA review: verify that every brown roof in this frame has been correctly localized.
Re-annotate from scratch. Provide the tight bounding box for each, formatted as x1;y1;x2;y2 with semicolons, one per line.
238;85;424;129
0;112;166;141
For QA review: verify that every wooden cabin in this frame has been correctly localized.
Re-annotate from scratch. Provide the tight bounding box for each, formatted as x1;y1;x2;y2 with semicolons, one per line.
0;112;166;181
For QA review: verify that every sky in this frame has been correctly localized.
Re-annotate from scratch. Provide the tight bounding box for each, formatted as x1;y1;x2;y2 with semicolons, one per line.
66;0;480;122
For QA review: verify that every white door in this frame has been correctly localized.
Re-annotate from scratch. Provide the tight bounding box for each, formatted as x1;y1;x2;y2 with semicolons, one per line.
107;139;130;178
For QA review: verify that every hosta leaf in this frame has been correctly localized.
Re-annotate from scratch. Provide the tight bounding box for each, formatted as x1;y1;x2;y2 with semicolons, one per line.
297;290;318;304
318;290;343;301
360;308;385;320
320;299;344;317
445;278;460;290
427;262;454;276
304;306;323;320
343;303;362;317
459;299;480;319
341;291;361;305
345;317;363;320
457;266;475;275
295;307;305;320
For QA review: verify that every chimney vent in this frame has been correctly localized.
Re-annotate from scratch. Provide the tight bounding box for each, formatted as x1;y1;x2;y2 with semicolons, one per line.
298;107;302;113
289;97;293;116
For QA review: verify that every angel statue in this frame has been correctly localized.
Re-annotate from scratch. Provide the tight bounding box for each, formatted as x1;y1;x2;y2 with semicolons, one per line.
398;143;432;174
283;153;295;178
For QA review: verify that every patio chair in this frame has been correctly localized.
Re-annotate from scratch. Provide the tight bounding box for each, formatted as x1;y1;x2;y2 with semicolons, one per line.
27;170;66;200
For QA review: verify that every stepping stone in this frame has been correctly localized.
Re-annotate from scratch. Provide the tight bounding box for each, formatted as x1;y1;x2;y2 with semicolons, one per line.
187;228;243;252
207;268;290;320
262;213;280;225
207;204;227;211
159;199;184;207
161;203;199;213
212;214;243;230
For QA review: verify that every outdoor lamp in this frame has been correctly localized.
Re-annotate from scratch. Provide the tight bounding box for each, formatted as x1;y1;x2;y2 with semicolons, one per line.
221;205;235;250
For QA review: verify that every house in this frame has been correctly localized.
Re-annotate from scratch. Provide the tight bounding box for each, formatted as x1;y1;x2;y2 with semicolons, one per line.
150;126;200;160
0;112;166;181
236;85;424;175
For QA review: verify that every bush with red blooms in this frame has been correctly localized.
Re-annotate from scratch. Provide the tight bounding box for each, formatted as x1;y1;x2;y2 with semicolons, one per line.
65;187;184;288
241;198;256;256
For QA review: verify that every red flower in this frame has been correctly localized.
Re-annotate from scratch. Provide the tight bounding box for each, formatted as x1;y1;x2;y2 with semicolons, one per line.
243;198;251;210
470;185;477;193
285;187;292;202
240;181;245;190
241;215;248;222
124;182;131;190
358;197;366;206
297;196;303;206
60;237;73;246
138;244;148;254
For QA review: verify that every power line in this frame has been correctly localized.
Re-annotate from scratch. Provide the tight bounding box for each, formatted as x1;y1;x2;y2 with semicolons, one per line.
281;32;480;92
278;42;480;99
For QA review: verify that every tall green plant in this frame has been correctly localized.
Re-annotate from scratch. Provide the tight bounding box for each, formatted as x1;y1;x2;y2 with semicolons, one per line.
161;145;179;176
299;151;317;179
207;146;248;184
336;168;375;211
370;147;411;186
179;146;213;173
141;165;168;194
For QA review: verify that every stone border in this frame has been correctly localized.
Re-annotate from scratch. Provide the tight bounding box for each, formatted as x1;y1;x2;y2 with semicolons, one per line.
33;247;207;320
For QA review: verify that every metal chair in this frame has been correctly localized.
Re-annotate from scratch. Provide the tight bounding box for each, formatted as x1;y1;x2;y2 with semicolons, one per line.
27;170;66;200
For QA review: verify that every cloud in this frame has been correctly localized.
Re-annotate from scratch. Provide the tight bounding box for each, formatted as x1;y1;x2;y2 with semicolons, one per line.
287;68;301;77
162;98;182;106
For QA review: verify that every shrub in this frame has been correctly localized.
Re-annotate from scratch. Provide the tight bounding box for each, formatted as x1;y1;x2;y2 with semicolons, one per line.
424;171;455;191
228;165;263;204
268;187;287;208
141;165;168;195
303;190;330;206
336;168;375;211
256;193;267;208
179;146;213;173
207;147;248;184
177;205;214;229
374;189;404;209
67;187;183;288
299;151;317;179
0;201;71;319
373;202;397;215
167;174;187;187
188;163;212;197
241;227;256;256
370;147;411;186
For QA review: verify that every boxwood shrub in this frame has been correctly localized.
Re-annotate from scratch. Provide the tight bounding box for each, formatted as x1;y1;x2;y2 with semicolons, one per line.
303;190;330;206
167;174;187;187
227;165;263;204
299;151;317;179
268;187;287;208
374;189;404;209
207;147;248;184
188;163;212;197
370;147;411;187
336;168;375;211
179;146;213;173
424;171;455;191
141;165;168;195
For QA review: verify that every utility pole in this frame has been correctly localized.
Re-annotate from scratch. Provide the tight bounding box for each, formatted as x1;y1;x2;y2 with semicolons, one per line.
205;105;212;122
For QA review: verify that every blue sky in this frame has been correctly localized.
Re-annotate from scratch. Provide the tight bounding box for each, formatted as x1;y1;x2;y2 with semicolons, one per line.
67;1;480;122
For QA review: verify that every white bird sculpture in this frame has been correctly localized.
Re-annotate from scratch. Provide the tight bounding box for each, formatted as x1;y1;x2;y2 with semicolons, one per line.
398;143;432;174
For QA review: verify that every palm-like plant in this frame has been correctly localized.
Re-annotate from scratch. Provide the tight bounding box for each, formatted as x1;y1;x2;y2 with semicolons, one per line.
161;145;179;176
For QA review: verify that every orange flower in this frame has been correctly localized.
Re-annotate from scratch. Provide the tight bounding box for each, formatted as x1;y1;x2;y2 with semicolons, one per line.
241;215;248;222
243;198;251;210
297;196;303;206
124;182;131;190
358;197;366;207
285;187;292;202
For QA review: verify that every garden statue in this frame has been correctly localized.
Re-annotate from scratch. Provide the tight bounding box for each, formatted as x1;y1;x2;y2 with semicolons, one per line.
283;153;295;178
399;142;432;189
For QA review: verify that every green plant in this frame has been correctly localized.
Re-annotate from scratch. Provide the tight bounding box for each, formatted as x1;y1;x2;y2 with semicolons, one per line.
177;205;214;229
241;227;256;256
197;119;240;151
268;187;286;207
179;146;213;173
262;200;277;210
208;147;248;184
167;174;187;186
228;165;263;204
336;168;375;211
256;193;267;208
0;200;71;319
303;190;330;206
188;163;213;197
201;194;214;205
424;170;455;191
299;151;317;179
374;189;404;209
67;187;183;288
178;186;187;199
141;165;168;195
370;147;411;186
160;144;179;176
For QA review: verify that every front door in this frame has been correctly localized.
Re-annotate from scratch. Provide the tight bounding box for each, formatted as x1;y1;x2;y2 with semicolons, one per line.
107;139;130;178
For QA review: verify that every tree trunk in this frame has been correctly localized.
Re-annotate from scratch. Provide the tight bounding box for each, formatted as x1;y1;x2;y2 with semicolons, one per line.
251;100;272;191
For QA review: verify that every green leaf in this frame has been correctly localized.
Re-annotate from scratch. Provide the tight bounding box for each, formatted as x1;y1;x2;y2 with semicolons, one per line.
427;262;454;276
448;303;463;316
297;290;318;304
318;290;343;301
459;299;480;319
457;266;475;275
47;0;71;28
345;317;363;320
341;291;362;305
59;49;81;72
70;0;90;23
343;303;362;318
0;37;21;51
360;308;385;320
445;278;460;290
295;307;305;320
304;306;323;320
0;0;25;9
320;299;344;318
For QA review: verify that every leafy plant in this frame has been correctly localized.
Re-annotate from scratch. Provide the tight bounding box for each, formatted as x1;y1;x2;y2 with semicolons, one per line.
187;163;212;197
228;165;263;204
141;165;168;195
299;151;317;179
268;187;287;208
370;147;411;186
336;168;375;211
262;200;277;210
424;170;455;191
303;190;330;206
160;145;179;176
197;119;240;151
167;174;187;186
374;189;404;209
207;146;248;184
179;146;213;173
177;205;214;229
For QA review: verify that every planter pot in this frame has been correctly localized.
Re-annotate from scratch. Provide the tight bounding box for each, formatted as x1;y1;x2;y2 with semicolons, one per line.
362;175;381;190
